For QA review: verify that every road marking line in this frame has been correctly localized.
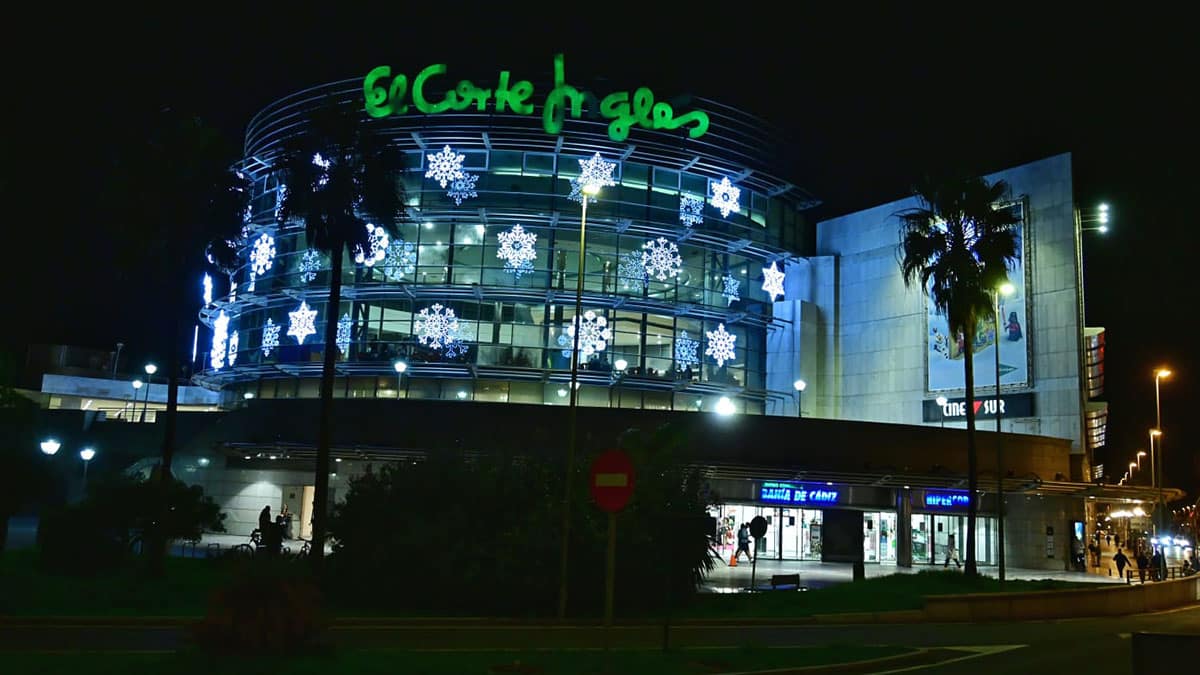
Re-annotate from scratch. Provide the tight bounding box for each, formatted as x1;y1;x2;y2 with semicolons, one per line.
865;644;1026;674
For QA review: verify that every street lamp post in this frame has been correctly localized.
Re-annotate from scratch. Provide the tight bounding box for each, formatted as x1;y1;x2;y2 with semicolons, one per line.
131;379;143;422
995;281;1014;580
79;447;96;490
1149;427;1163;534
112;342;124;380
793;379;806;418
559;155;613;620
935;395;948;428
1136;450;1147;476
1153;368;1170;534
393;360;407;400
612;359;628;408
40;439;61;456
141;364;157;423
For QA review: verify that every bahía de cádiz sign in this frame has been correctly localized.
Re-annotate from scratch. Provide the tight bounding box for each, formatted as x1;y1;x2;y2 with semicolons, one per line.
363;53;710;143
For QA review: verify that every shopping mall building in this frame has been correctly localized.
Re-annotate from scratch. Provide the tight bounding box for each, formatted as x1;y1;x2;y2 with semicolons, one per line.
26;55;1182;570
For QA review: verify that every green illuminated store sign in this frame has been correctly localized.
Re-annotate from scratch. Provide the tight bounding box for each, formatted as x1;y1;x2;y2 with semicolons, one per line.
363;54;709;143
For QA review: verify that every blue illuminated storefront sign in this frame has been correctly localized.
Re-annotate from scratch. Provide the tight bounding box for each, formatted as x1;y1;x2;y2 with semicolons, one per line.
758;481;840;506
924;491;970;509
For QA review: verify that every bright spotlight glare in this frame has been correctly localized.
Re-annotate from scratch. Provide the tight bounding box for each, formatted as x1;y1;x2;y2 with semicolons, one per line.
715;396;736;416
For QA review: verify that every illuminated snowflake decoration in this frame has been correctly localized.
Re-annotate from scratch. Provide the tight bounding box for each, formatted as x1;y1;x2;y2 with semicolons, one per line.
443;325;469;360
641;237;683;281
274;184;288;220
227;330;239;366
761;262;786;302
288;301;318;345
567;177;597;205
710;176;742;218
250;233;276;275
336;313;352;356
384;240;417;281
247;271;256;293
722;274;741;306
425;145;465;188
298;249;322;283
261;318;280;357
415;303;460;350
557;310;612;360
447;172;478;205
202;273;212;306
497;224;538;279
353;223;389;267
312;153;331;188
618;251;648;291
679;194;704;227
705;324;737;367
674;330;699;366
210;310;230;371
568;152;617;204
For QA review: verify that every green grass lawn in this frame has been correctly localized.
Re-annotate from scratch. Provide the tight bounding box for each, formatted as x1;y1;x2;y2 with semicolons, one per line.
2;645;911;675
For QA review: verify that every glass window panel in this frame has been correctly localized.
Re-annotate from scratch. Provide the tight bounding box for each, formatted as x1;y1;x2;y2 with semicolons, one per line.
524;152;556;176
491;150;522;174
416;221;451;284
508;381;542;404
405;378;440;400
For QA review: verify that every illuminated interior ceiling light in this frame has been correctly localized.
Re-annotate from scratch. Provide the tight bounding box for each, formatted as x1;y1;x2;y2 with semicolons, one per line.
287;301;318;345
721;273;740;306
674;330;699;366
415;303;460;350
336;313;353;355
250;233;276;276
261;317;280;357
210;310;230;371
761;261;786;301
705;323;737;366
679;194;704;227
354;223;389;267
425;145;465;188
298;249;323;283
557;310;612;359
447;172;478;205
496;225;538;279
710;176;741;218
641;237;682;281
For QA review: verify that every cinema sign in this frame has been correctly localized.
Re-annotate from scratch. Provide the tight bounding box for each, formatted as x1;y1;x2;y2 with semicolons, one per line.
922;392;1034;422
363;54;710;143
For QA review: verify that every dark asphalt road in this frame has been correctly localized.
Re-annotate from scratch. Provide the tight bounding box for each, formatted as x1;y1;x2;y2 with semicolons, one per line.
2;605;1197;673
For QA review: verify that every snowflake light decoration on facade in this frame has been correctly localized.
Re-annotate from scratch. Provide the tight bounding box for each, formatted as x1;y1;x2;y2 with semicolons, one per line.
288;301;318;345
250;233;276;276
261;318;280;357
247;270;256;293
761;262;786;302
202;273;212;306
384;240;417;281
679;194;704;227
675;330;699;366
336;313;352;356
705;323;737;367
617;251;647;291
210;310;230;371
415;303;460;350
425;145;465;188
722;274;741;306
447;172;478;205
641;237;683;281
227;330;239;366
274;184;288;220
557;310;612;360
354;223;389;267
497;224;538;279
442;325;469;360
567;152;617;204
298;249;322;283
710;176;742;218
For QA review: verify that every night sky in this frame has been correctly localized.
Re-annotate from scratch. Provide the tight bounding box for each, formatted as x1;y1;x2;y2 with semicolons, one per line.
2;8;1195;496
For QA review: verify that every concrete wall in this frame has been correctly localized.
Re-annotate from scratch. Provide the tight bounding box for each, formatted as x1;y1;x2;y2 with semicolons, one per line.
1003;494;1086;570
805;153;1083;455
924;574;1200;622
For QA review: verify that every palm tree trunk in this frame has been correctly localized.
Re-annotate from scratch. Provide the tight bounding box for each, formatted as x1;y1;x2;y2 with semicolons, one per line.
310;239;343;565
147;228;183;578
962;316;979;578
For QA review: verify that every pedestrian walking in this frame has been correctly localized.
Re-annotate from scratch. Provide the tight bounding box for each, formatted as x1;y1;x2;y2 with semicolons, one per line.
1113;547;1130;580
1105;534;1112;547
1136;549;1149;583
943;534;961;568
733;523;753;563
1151;547;1165;581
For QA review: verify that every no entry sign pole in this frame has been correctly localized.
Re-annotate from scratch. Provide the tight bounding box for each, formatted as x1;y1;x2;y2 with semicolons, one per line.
590;450;635;637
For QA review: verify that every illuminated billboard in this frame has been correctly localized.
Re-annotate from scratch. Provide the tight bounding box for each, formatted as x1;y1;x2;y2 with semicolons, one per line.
927;201;1029;392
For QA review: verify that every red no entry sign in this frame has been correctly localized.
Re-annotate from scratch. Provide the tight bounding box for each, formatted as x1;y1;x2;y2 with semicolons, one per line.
589;449;635;513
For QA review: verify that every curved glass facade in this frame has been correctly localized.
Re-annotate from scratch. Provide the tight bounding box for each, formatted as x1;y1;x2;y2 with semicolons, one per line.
194;75;817;415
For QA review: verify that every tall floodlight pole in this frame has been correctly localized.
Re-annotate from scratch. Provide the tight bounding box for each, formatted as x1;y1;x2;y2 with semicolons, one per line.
558;153;615;620
1153;366;1170;534
995;281;1013;580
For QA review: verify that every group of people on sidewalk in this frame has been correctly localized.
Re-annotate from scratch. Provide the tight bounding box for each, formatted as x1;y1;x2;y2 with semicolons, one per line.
1110;544;1199;582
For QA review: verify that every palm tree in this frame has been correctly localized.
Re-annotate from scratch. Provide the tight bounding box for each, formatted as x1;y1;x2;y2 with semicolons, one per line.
897;175;1020;577
274;102;408;563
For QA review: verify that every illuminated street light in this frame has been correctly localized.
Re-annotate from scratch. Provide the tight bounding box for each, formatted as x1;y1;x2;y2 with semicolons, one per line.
80;447;96;488
715;396;737;417
994;279;1016;580
393;360;407;400
140;364;157;423
1154;368;1171;534
793;379;807;419
40;439;61;456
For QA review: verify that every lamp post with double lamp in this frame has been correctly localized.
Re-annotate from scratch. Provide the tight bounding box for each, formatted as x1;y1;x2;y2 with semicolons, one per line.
1153;368;1170;534
935;395;948;428
393;360;407;400
140;363;157;422
558;154;615;620
793;379;806;418
79;447;96;490
994;281;1014;580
